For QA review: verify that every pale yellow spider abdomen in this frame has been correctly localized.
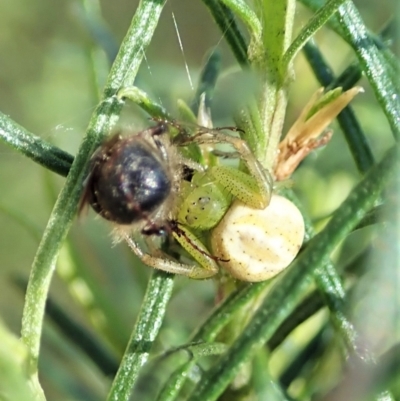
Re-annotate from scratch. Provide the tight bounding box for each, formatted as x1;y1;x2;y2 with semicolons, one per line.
211;195;305;282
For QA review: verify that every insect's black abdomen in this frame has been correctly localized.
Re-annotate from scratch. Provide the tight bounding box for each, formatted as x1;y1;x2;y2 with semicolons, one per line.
88;135;171;225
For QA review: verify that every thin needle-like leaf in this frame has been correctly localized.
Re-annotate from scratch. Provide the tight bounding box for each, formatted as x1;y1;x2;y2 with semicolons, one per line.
107;270;174;401
283;0;348;68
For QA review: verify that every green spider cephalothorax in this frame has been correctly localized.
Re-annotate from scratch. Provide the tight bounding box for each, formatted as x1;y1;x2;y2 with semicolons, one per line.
80;117;275;280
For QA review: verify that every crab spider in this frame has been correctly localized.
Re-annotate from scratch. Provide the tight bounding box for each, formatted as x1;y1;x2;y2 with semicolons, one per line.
80;116;298;280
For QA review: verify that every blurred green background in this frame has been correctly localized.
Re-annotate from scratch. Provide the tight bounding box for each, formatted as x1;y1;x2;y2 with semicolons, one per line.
0;0;397;399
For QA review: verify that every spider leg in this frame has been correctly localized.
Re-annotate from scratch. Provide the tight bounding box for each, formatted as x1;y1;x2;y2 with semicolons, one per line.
122;233;217;279
180;131;273;209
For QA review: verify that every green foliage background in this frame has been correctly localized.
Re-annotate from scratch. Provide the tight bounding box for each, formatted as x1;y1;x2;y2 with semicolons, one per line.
0;0;398;400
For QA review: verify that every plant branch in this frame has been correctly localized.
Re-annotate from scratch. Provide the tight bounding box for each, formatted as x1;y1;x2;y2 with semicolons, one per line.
107;270;174;401
20;0;167;390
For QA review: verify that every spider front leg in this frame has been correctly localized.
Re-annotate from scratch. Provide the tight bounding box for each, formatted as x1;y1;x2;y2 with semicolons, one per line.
178;131;273;209
121;231;218;280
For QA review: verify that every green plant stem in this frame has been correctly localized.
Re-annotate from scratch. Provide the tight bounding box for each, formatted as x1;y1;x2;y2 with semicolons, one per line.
221;0;297;169
155;282;271;400
186;143;400;401
199;0;261;161
279;327;326;389
326;63;362;92
107;270;174;401
20;99;121;378
282;0;348;69
0;112;73;177
300;0;400;140
335;2;400;139
314;264;361;355
267;246;372;351
117;86;172;120
192;284;267;343
104;0;166;95
201;0;249;67
289;199;362;359
156;359;198;401
201;0;295;170
220;0;262;40
299;39;381;357
253;0;296;169
190;50;221;113
20;0;166;390
287;193;363;359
